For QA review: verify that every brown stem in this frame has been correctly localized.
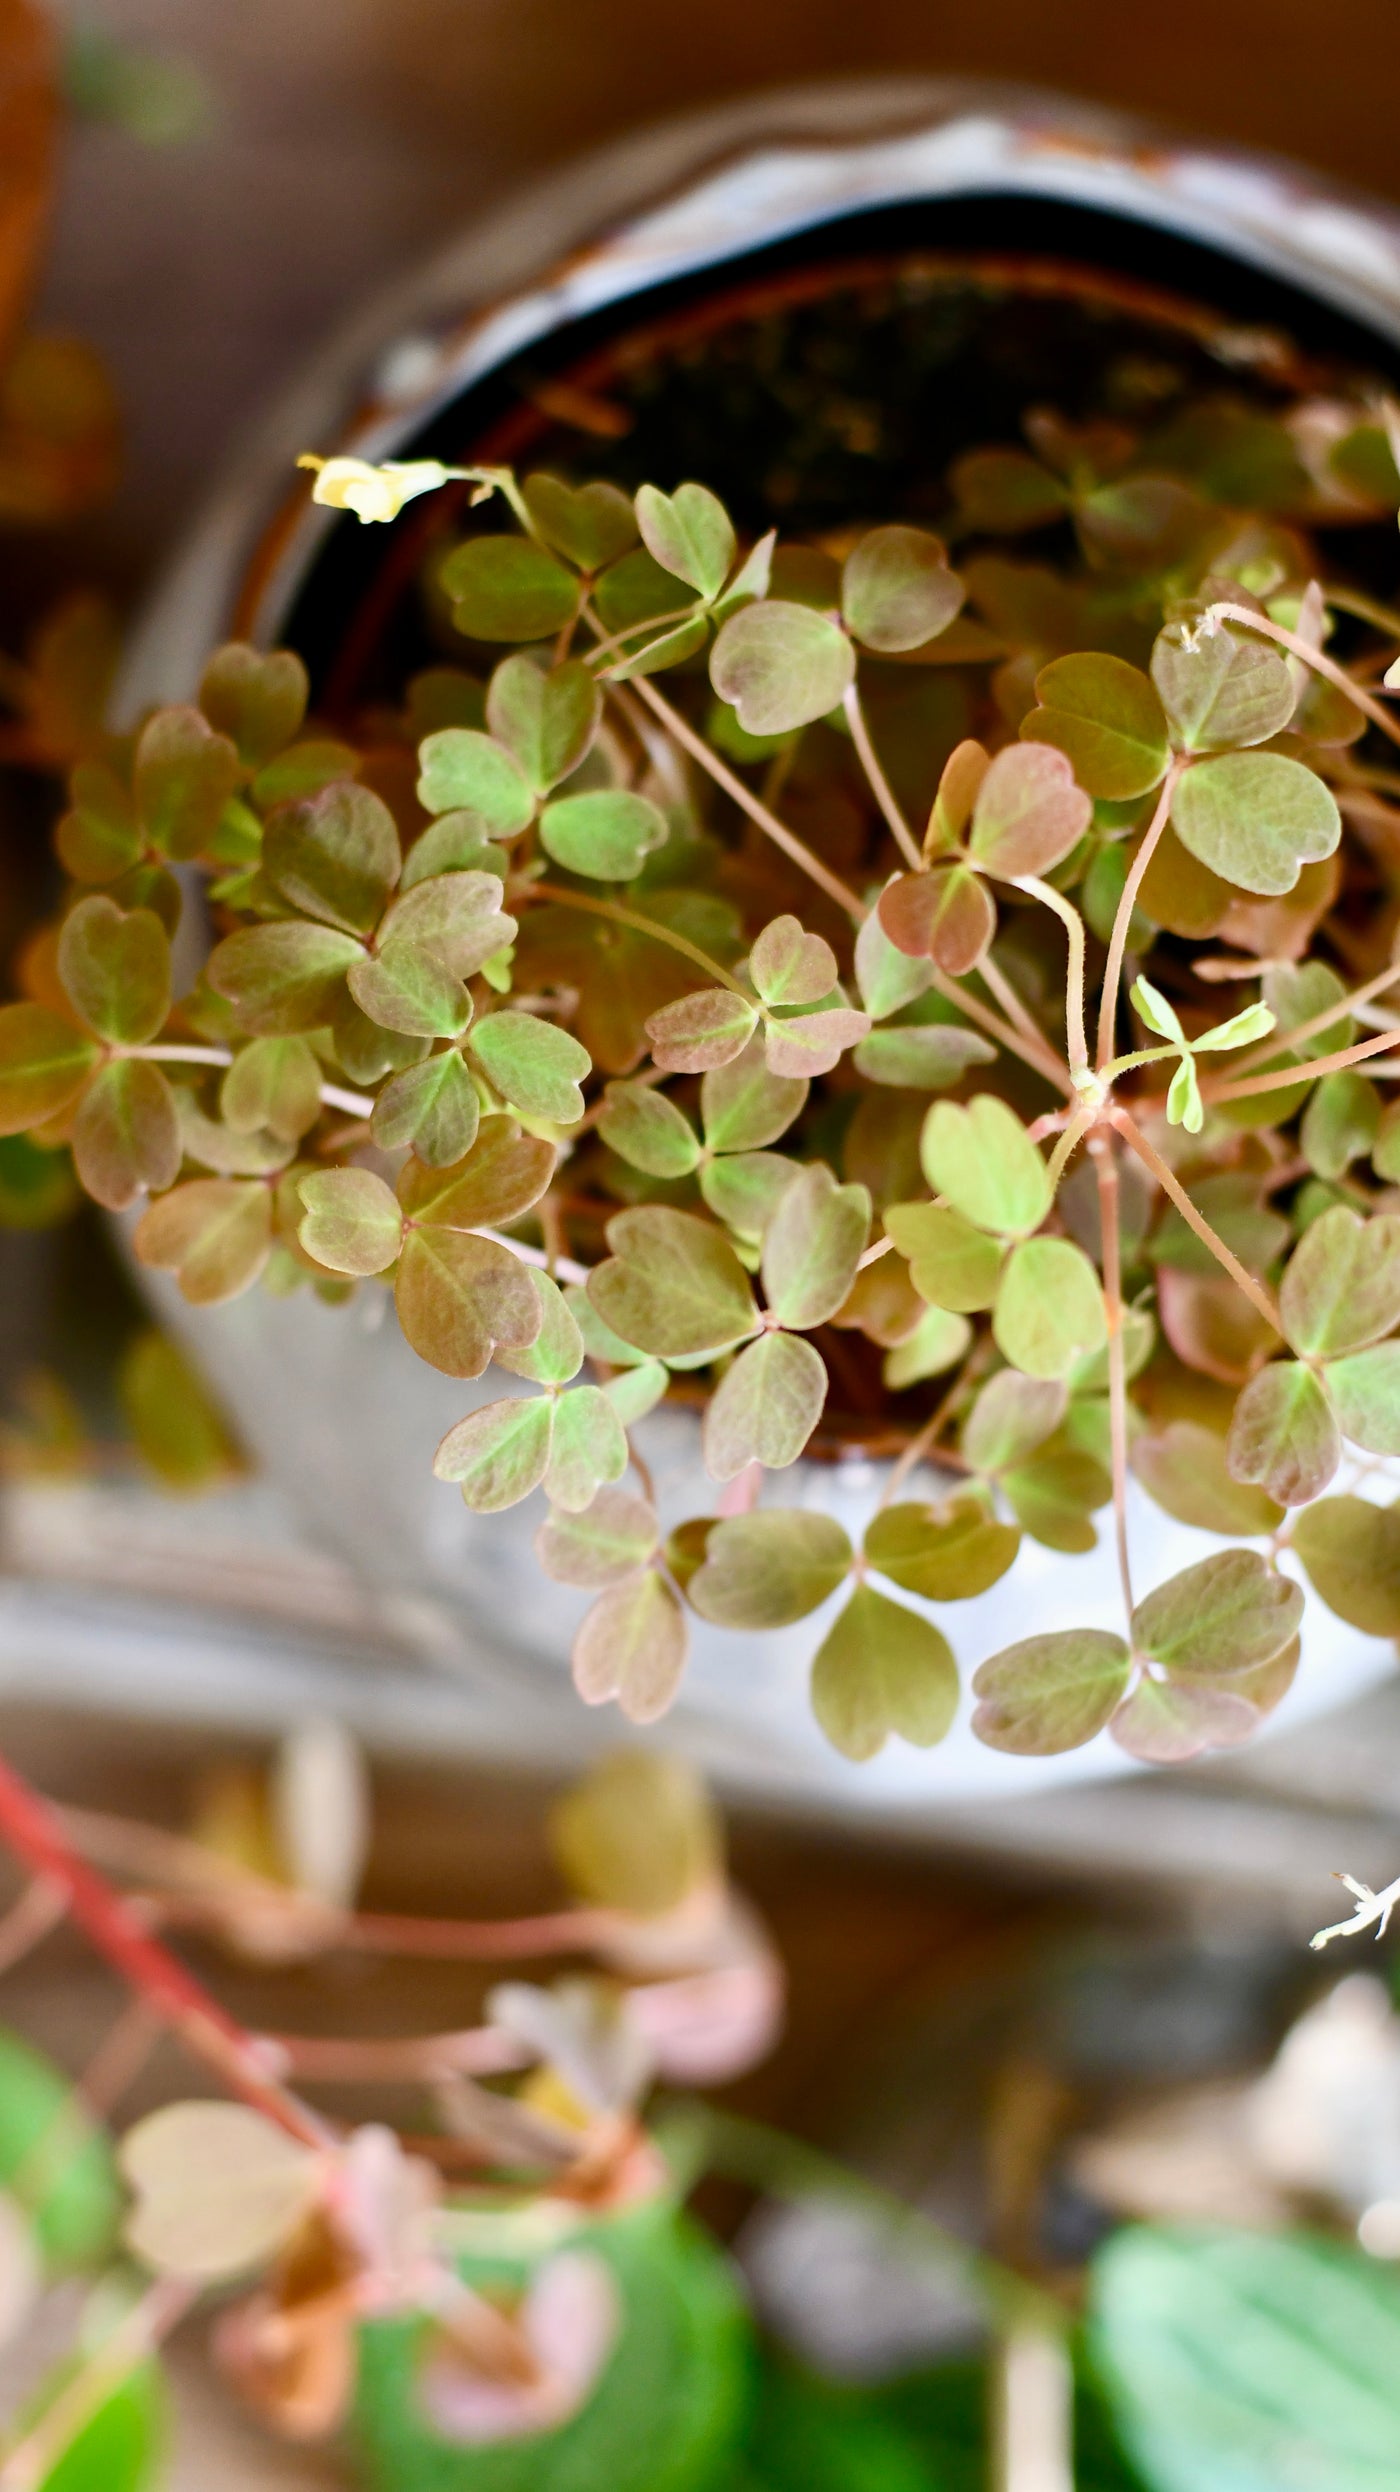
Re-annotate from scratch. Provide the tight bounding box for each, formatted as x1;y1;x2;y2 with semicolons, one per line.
1096;763;1183;1071
925;965;1077;1101
1112;1110;1282;1334
1223;960;1400;1079
1203;1026;1400;1103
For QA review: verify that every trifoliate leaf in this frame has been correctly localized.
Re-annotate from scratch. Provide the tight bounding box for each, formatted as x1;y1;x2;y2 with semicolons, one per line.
748;916;838;1008
545;1385;628;1513
700;1035;807;1152
920;1095;1051;1237
535;1487;659;1588
635;482;735;601
599;1080;701;1177
0;1004;98;1134
1150;618;1295;750
646;989;759;1074
885;1201;1005;1312
967;740;1093;876
263;782;400;933
1131;1548;1302;1679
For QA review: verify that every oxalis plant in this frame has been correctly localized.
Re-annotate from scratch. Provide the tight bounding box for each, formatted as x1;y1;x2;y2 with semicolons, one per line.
9;399;1400;1769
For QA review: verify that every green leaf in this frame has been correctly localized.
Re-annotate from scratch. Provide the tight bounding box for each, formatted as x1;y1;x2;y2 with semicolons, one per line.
709;601;855;736
468;1012;590;1122
1022;653;1170;799
1089;2224;1400;2492
545;1384;628;1512
853;1023;996;1089
566;1283;655;1369
72;1059;180;1210
133;1177;273;1304
0;1004;98;1134
536;1486;658;1588
993;1237;1107;1380
882;1302;973;1388
395;1229;541;1378
57;896;169;1047
200;640;307;767
687;1509;852;1628
414;726;536;834
550;1752;721;1915
1327;1341;1400;1455
588;1206;757;1358
647;988;760;1075
523;473;639;571
700;1034;807;1152
397;1116;554;1228
971;1627;1131;1753
1132;1548;1302;1679
1166;1053;1203;1133
951;444;1068;531
1149;1171;1287;1280
56;762;141;884
208;921;362;1034
486;654;600;793
702;1330;827;1479
885;1201;1004;1312
876;863;996;975
811;1586;959;1761
1001;1442;1111;1552
1132;1422;1283;1536
376;869;515;980
763;1006;871;1081
174;1092;291;1178
748;916;838;1008
1292;1495;1400;1635
433;1392;555;1509
119;1329;242;1493
263;782;401;935
854;901;934;1020
441;534;579;641
298;1167;403;1274
221;1035;322;1143
494;1270;585;1385
864;1497;1019;1600
1131;975;1185;1046
34;2357;166;2492
1170;751;1340;895
962;1369;1066;1471
635;482;735;600
762;1163;871;1330
699;1151;799;1242
0;2028;119;2270
1191;1000;1276;1053
1227;1359;1341;1505
540;788;669;880
1151;619;1295;750
921;1096;1051;1237
401;812;509;888
604;1359;668;1425
133;703;240;859
249;737;358;807
841;525;963;653
593;547;708;677
1280;1205;1400;1357
348;942;471;1038
599;1080;700;1177
967;741;1093;876
572;1569;689;1723
1301;1071;1380;1180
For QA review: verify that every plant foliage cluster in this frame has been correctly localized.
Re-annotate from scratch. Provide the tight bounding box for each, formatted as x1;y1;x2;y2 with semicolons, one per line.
8;395;1400;1761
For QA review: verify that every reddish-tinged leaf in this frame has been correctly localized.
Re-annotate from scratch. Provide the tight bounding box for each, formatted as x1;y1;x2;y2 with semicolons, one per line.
0;1003;97;1133
646;989;759;1074
221;1037;322;1144
877;864;995;973
395;1229;542;1377
544;1385;628;1513
1022;653;1169;800
748;915;838;1007
396;1117;554;1229
199;643;308;768
1327;1342;1400;1456
133;1178;273;1304
535;1487;658;1589
967;741;1093;877
863;1497;1019;1600
1111;1676;1260;1764
372;1050;481;1167
962;1370;1067;1471
761;1162;870;1329
433;1394;554;1511
588;1206;757;1359
133;705;240;861
1131;1421;1282;1535
687;1509;852;1629
1131;1547;1302;1677
57;895;170;1046
1279;1206;1400;1359
1155;1266;1279;1384
700;1034;806;1152
763;1007;871;1079
571;1570;689;1725
1227;1359;1340;1505
702;1330;827;1479
72;1058;180;1209
486;654;600;794
841;525;963;654
298;1168;402;1276
709;600;854;736
376;871;515;980
208;922;363;1035
971;1628;1131;1754
263;782;400;935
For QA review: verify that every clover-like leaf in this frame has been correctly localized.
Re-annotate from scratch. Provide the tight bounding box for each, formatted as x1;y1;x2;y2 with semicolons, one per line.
1327;1341;1400;1456
700;1035;807;1152
700;1150;799;1241
468;1012;590;1122
372;1052;480;1166
1227;1359;1341;1505
993;1236;1107;1380
298;1167;403;1275
761;1162;871;1330
401;813;508;888
1132;1421;1282;1536
536;1486;659;1588
133;705;241;860
635;482;735;601
1171;752;1341;896
433;1392;555;1510
263;783;401;935
545;1384;628;1512
1022;653;1169;800
864;1497;1019;1600
884;1302;973;1388
877;864;996;974
971;1628;1131;1753
748;916;838;1008
1150;620;1294;751
348;942;471;1038
72;1059;180;1210
885;1201;1004;1312
176;1091;292;1177
199;642;308;768
221;1036;322;1144
395;1229;542;1377
853;1022;996;1090
763;1007;871;1080
646;988;759;1074
486;654;601;794
572;1569;689;1724
841;526;963;654
523;473;639;571
593;546;708;676
549;1749;719;1914
598;1080;700;1177
1280;1206;1400;1358
120;2102;317;2280
0;1004;98;1133
1191;1000;1276;1053
967;742;1093;880
133;1177;273;1303
702;1330;827;1480
687;1508;852;1628
951;445;1068;532
604;1358;668;1426
57;760;142;884
811;1586;959;1761
709;601;855;736
1111;1676;1261;1764
397;1116;554;1229
588;1205;757;1358
1167;1053;1203;1133
441;536;579;642
1132;1548;1302;1679
57;895;170;1047
921;1096;1051;1237
854;900;934;1019
1001;1441;1111;1551
415;727;536;835
1291;1496;1400;1636
962;1369;1067;1472
208;922;363;1034
1301;1070;1380;1181
539;788;668;881
494;1270;585;1385
376;869;516;980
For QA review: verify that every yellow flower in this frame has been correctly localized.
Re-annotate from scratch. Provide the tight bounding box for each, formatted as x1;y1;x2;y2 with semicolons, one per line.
296;454;452;525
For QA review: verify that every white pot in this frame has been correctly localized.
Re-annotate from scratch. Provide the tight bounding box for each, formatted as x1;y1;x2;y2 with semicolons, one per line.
121;78;1400;1808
